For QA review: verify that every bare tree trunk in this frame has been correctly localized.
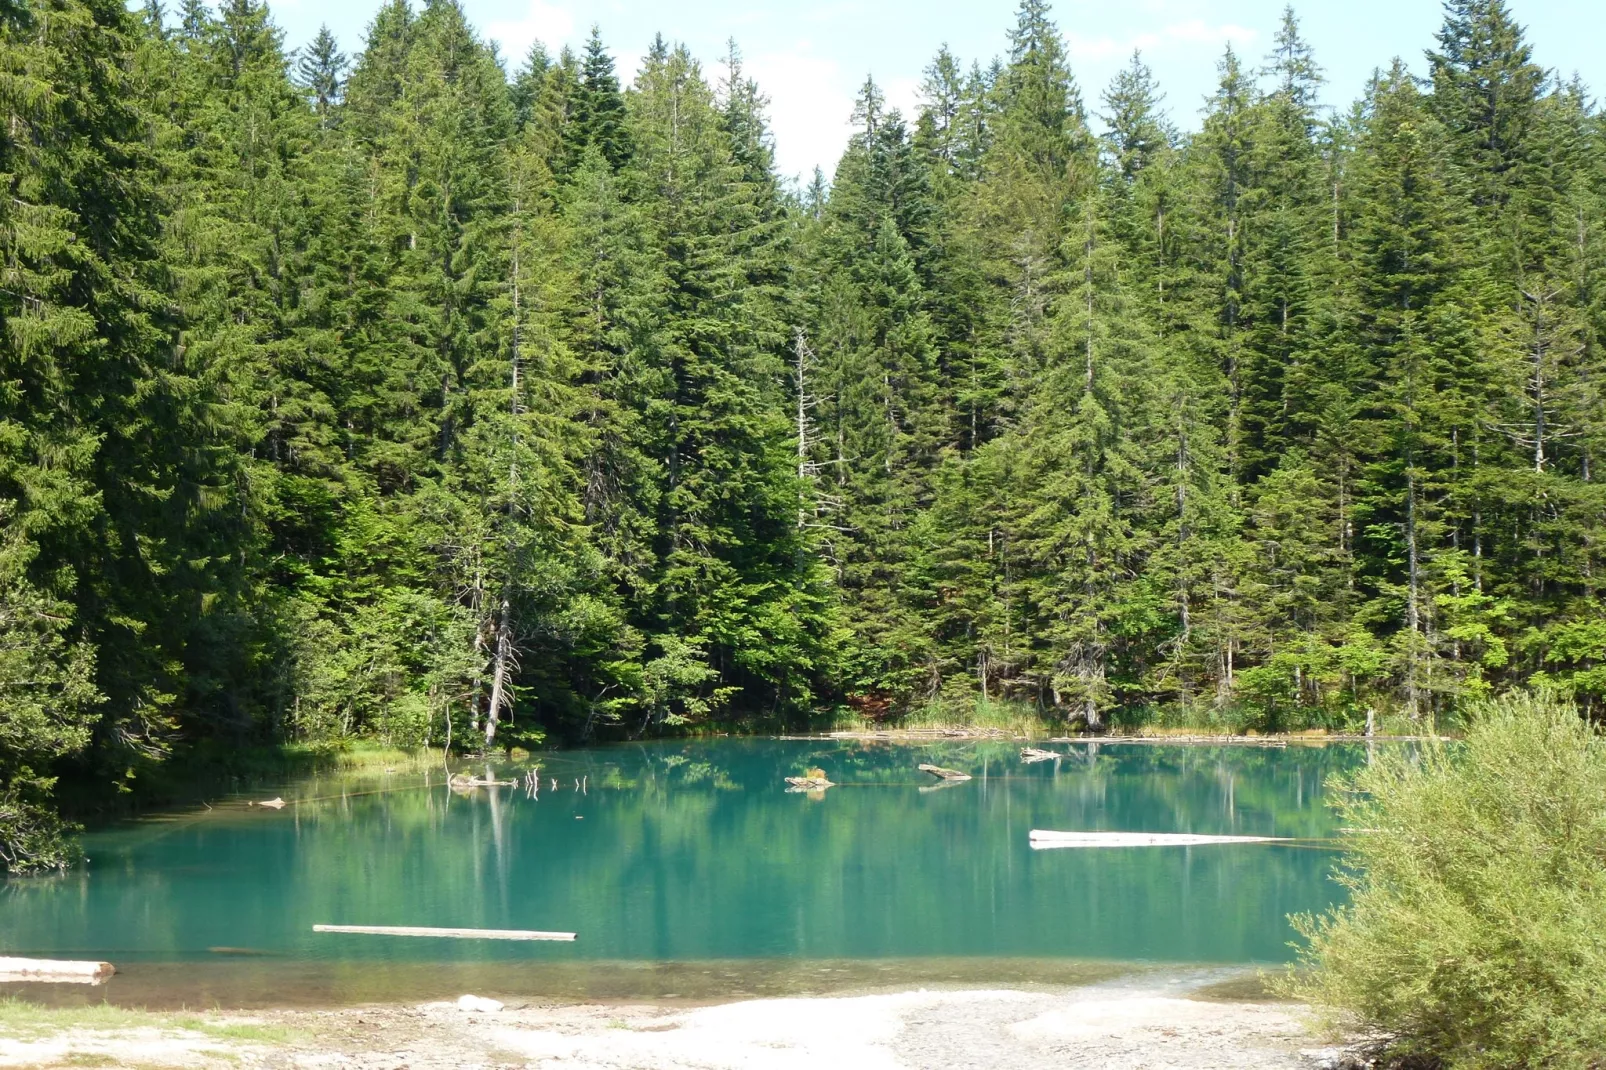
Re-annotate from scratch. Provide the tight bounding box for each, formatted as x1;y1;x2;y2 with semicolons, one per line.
483;598;514;748
793;328;817;532
468;564;486;739
482;200;525;751
1405;471;1422;720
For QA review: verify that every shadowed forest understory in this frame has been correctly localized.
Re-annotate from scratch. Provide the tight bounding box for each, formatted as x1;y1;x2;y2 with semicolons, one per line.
1;0;1604;867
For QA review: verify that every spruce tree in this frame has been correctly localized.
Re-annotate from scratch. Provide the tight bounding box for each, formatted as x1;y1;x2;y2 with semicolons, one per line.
296;25;348;120
565;27;631;173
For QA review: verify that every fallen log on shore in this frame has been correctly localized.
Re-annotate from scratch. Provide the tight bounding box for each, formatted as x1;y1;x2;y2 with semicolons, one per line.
1028;830;1292;849
313;924;576;941
917;763;973;781
1048;735;1289;748
0;957;116;983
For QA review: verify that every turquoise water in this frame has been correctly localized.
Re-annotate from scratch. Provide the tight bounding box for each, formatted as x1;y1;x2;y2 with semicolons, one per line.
0;739;1359;1005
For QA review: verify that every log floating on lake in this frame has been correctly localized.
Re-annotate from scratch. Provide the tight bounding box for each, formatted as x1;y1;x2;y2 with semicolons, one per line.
917;763;973;781
0;957;116;982
1020;747;1059;763
313;924;576;941
784;776;835;791
448;774;517;789
1028;829;1292;849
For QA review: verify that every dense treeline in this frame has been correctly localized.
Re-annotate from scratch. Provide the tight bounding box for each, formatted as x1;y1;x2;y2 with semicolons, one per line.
1;0;1602;868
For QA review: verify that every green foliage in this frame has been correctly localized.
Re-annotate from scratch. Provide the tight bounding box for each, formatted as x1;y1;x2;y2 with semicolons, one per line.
1283;692;1606;1068
0;528;102;869
2;0;1606;868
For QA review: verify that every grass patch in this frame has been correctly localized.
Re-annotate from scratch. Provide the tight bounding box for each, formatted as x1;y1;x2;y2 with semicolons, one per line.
0;999;163;1038
1279;691;1606;1068
193;1021;302;1044
1110;701;1443;738
825;689;1452;741
56;740;444;824
827;695;1056;736
0;999;301;1048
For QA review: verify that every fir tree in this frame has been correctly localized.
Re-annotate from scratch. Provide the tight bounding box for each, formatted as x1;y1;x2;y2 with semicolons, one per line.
296;25;348;119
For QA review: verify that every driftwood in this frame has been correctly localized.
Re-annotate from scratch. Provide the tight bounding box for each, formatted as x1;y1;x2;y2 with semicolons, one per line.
784;776;835;792
829;727;1018;740
448;774;516;789
0;957;115;983
1020;747;1059;763
917;763;973;781
1049;735;1289;748
1028;829;1292;849
252;797;287;809
313;924;576;941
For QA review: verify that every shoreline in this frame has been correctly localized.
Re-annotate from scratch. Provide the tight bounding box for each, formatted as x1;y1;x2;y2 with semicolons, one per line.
800;728;1448;744
0;956;1183;1011
0;970;1347;1069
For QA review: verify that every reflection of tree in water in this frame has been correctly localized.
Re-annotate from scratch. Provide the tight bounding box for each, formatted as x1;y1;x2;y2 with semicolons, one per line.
2;740;1371;970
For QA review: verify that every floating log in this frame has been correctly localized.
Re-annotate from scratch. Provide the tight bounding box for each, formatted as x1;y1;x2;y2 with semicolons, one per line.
784;776;835;791
314;924;576;941
0;957;116;982
253;797;287;809
448;774;516;788
1028;829;1292;849
1020;747;1059;763
917;763;973;781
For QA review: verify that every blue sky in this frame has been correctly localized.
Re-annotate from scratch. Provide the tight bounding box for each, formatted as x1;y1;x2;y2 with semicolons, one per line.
261;0;1602;183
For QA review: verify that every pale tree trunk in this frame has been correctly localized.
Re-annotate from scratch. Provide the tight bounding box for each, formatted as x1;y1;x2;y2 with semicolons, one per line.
1405;470;1422;720
483;597;514;748
482;202;525;750
793;328;818;531
468;563;486;738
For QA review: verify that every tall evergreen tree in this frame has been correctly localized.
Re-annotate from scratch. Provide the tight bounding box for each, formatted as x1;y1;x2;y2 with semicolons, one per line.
296;25;348;120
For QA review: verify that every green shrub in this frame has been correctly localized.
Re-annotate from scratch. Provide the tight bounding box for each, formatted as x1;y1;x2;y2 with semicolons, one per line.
1282;692;1606;1068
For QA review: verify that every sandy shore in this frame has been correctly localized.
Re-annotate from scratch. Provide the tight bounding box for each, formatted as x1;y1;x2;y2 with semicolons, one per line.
0;972;1350;1069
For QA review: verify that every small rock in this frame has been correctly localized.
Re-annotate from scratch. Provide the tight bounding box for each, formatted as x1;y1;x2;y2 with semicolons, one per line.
1299;1049;1345;1069
456;994;504;1013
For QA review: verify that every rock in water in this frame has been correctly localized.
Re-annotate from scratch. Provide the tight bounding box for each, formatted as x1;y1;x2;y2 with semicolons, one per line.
457;994;504;1013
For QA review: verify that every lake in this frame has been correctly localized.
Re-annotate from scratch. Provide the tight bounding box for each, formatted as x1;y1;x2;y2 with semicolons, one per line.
0;739;1361;1006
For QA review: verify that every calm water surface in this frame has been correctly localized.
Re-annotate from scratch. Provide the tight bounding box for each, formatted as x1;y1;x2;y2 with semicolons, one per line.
1;739;1361;1005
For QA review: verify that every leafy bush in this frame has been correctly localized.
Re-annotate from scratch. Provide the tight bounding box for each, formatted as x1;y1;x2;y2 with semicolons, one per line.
1283;692;1606;1068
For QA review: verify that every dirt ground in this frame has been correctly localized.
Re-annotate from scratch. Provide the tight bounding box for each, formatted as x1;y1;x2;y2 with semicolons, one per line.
0;971;1356;1069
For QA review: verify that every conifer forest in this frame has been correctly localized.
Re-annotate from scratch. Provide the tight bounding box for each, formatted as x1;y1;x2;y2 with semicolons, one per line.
3;0;1605;868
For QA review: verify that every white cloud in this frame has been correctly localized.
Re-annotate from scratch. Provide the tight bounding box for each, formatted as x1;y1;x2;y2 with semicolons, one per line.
1067;32;1161;64
487;0;577;65
750;49;858;183
883;75;922;124
1161;18;1257;47
1066;19;1258;66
